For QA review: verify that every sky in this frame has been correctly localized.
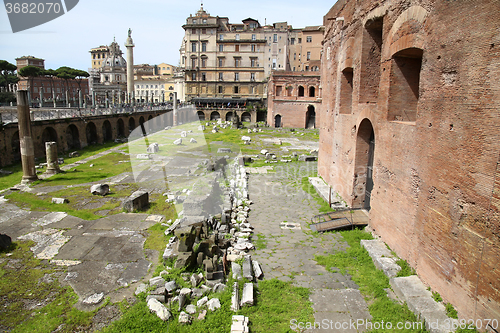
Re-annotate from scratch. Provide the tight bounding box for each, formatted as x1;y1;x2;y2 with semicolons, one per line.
0;0;336;71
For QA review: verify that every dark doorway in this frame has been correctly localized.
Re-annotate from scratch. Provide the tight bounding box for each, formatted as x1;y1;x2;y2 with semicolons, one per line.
225;112;233;122
210;111;220;120
11;131;20;162
241;112;251;122
66;125;81;150
306;105;316;129
275;114;282;128
353;119;375;209
86;122;98;145
42;127;58;145
102;120;112;142
197;111;206;121
117;118;125;137
129;117;136;132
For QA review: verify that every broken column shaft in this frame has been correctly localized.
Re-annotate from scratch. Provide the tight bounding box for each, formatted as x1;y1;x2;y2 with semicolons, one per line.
16;90;38;183
45;142;60;174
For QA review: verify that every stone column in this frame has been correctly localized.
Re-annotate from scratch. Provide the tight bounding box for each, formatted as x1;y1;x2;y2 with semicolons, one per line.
78;89;82;109
125;29;135;106
92;91;96;107
65;90;69;107
52;89;56;107
39;86;44;107
45;142;60;174
16;91;38;183
173;92;178;126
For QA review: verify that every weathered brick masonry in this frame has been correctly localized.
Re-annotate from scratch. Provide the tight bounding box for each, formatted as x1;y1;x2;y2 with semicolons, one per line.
318;0;499;323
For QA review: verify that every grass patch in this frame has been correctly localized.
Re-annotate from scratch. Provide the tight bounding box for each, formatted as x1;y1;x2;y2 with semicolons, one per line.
33;152;132;187
6;182;140;220
445;302;458;319
315;229;428;332
254;233;267;250
301;176;332;213
0;241;97;332
395;259;416;277
432;291;443;303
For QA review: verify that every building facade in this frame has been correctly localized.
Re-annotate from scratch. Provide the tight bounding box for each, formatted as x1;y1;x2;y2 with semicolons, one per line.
267;71;321;128
16;56;89;106
90;46;110;69
89;39;127;106
318;0;500;323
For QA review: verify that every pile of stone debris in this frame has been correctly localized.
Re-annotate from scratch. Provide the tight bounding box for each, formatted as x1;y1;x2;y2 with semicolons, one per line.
138;158;260;327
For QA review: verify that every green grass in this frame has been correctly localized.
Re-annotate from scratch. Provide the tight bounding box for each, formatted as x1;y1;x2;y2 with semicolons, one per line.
33;152;132;187
0;163;23;191
432;291;443;303
0;241;97;332
395;259;416;277
254;233;267;250
301;176;332;213
102;276;313;333
445;302;458;319
6;182;140;220
315;229;428;332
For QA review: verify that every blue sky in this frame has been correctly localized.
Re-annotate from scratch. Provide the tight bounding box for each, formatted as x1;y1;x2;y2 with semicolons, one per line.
0;0;336;71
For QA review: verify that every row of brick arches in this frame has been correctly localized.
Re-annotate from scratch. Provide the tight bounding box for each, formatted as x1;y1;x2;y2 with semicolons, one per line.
7;113;170;165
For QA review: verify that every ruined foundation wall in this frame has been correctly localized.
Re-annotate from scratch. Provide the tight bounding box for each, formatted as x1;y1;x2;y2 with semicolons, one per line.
319;0;500;322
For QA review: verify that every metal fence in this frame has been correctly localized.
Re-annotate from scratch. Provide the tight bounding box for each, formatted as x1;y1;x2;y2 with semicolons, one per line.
0;105;174;125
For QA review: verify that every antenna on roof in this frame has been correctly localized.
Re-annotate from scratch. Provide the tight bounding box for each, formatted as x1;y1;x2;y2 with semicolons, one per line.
201;1;203;8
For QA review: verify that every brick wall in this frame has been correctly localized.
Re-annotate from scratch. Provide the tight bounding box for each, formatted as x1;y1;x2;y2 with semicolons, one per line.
319;0;500;323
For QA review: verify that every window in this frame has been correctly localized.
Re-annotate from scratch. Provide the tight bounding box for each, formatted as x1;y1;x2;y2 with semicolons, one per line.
298;86;304;97
192;28;197;34
307;52;311;60
279;49;281;53
202;42;207;52
234;86;239;93
235;45;240;52
219;34;224;41
309;86;316;97
219;44;224;52
235;73;239;81
251;73;255;81
219;72;224;81
294;53;296;60
272;59;277;69
306;36;312;43
202;73;206;81
234;58;240;67
251;58;256;67
273;34;277;43
339;68;354;114
193;19;197;24
192;73;196;80
291;38;295;45
306;66;309;71
251;44;256;52
203;19;207;23
276;85;282;96
202;28;206;34
218;58;224;67
360;17;383;103
93;54;96;59
388;48;423;122
201;58;206;68
146;85;149;89
192;42;197;52
98;54;100;59
235;34;240;40
252;34;256;41
298;38;302;44
218;86;223;93
191;58;196;68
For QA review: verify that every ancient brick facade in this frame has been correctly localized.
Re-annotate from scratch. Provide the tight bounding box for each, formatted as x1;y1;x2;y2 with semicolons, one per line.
318;0;500;323
267;72;321;128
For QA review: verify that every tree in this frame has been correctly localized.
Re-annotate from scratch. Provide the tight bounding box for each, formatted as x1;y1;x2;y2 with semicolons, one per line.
0;60;19;88
41;68;57;101
56;67;76;103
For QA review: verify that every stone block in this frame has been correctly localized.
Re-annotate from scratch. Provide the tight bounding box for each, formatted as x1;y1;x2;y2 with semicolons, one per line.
242;255;253;280
186;304;197;314
178;311;191;325
174;138;182;145
207;298;221;311
90;184;109;196
148;298;171;321
252;260;263;279
149;276;166;288
231;282;240;312
240;283;254;307
51;198;68;204
232;262;242;280
123;190;149;212
135;283;147;295
147;143;159;153
197;296;209;307
165;280;177;293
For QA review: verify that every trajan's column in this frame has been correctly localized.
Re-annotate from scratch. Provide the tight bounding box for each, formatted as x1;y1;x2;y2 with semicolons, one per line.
125;28;135;104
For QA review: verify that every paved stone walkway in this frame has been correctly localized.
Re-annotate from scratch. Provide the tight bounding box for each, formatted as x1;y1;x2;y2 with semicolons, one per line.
247;164;371;332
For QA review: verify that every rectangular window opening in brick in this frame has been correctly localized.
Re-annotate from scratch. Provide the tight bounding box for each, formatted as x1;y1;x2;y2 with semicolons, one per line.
340;67;354;114
359;17;383;103
276;85;282;97
388;48;423;122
